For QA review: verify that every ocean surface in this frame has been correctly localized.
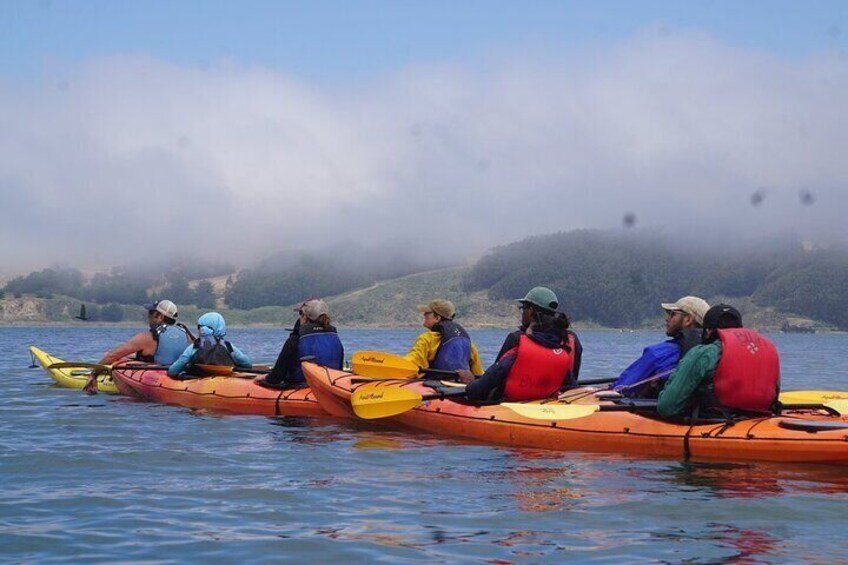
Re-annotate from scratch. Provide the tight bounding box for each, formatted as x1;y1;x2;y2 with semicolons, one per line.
2;325;848;564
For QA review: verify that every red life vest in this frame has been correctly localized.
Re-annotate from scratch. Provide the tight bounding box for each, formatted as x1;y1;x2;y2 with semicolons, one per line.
713;328;780;413
503;334;575;401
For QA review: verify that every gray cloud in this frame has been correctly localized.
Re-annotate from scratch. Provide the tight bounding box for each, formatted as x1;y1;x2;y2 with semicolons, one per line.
2;33;847;275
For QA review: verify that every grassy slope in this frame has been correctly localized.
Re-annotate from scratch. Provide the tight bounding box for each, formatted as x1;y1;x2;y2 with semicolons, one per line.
0;266;837;331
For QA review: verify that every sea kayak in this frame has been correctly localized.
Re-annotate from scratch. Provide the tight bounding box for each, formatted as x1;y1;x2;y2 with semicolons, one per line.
29;346;119;394
111;366;327;417
302;363;848;465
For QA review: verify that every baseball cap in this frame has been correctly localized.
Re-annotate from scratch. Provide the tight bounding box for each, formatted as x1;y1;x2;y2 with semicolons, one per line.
703;304;743;330
660;296;709;325
516;287;559;312
143;299;178;319
417;299;456;320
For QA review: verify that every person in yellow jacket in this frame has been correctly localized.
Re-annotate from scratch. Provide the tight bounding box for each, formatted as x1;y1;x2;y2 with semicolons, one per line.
405;299;483;375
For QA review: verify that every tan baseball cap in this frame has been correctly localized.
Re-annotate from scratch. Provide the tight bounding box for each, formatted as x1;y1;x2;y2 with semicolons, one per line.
144;299;178;319
417;299;456;320
660;296;709;325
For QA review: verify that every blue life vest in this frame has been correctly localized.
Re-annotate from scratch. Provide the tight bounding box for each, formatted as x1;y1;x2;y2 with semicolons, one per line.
152;324;190;365
288;324;344;383
431;320;472;371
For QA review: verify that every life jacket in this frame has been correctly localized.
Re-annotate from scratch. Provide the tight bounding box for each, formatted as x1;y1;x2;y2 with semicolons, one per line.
188;335;235;373
287;323;344;383
712;328;780;414
431;320;473;371
503;334;575;401
152;324;190;365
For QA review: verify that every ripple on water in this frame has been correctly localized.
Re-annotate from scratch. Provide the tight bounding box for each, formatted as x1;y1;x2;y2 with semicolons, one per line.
3;328;848;563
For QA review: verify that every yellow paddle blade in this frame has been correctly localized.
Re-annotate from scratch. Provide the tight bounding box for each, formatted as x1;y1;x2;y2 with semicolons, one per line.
823;400;848;415
501;402;601;420
779;390;848;404
350;351;420;380
351;383;424;419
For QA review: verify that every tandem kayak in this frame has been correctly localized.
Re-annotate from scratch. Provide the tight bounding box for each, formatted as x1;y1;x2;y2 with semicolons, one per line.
29;345;119;394
302;363;848;465
111;366;328;417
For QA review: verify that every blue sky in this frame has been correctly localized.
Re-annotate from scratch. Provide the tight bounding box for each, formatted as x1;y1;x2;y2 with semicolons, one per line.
3;0;846;79
1;1;848;272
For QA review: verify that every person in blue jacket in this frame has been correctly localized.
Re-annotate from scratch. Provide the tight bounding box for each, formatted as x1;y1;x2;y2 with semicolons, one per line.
167;312;252;377
254;298;344;388
612;296;709;397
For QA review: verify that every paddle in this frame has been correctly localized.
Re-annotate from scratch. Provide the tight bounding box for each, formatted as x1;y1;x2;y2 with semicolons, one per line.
351;382;467;419
48;361;271;375
351;351;460;380
501;399;848;421
778;390;848;404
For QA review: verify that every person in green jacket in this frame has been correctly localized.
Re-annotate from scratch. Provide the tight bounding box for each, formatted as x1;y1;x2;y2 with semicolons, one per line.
657;304;742;419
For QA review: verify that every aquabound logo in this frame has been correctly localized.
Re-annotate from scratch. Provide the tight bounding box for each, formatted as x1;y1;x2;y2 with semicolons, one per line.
359;391;385;401
361;356;384;364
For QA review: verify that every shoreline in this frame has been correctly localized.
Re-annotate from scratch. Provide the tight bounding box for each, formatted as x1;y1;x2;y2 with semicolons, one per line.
2;321;844;334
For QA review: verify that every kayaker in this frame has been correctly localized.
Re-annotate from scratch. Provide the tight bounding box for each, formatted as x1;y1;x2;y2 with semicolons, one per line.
657;304;780;420
459;287;582;401
612;296;709;397
493;286;582;366
254;298;344;388
83;299;193;393
167;312;252;377
403;298;483;375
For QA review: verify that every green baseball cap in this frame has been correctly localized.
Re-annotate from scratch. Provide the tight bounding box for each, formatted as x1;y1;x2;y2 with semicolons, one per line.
516;287;559;312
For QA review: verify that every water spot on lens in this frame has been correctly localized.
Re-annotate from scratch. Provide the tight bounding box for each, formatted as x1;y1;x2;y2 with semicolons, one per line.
799;189;816;206
750;189;766;207
622;212;637;228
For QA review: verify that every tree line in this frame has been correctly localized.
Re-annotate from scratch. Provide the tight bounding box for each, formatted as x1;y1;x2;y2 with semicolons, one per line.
2;258;232;314
462;229;848;329
6;231;847;329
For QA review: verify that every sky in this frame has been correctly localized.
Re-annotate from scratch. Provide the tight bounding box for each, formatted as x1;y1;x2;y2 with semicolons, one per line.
1;0;847;275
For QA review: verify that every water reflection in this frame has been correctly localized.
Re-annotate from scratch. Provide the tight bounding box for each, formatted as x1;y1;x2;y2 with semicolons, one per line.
660;461;848;499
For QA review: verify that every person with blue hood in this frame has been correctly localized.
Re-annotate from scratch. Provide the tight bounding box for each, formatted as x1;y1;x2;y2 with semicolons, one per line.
167;312;252;377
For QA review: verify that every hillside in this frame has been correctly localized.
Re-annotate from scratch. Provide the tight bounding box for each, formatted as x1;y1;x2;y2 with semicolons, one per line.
0;266;835;332
4;229;848;330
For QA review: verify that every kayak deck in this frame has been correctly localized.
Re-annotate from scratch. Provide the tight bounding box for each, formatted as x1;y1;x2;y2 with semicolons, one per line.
29;345;119;394
302;363;848;465
112;366;327;417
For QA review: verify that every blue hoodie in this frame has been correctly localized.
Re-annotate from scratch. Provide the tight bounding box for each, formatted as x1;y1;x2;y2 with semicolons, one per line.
167;312;252;376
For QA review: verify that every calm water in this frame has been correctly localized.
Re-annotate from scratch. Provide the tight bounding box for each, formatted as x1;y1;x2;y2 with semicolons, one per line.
2;326;848;563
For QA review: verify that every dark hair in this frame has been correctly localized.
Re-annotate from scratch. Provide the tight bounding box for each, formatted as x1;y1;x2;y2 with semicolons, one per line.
314;313;332;329
533;310;571;341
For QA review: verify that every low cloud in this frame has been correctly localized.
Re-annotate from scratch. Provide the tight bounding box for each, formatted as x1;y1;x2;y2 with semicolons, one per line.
2;31;847;274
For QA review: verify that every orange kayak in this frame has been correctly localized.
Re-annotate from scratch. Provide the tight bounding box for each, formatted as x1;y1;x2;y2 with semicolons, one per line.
302;362;848;465
112;367;327;417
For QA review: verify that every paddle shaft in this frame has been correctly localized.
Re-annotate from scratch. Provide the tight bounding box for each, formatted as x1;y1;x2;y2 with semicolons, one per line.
420;388;468;401
49;361;269;375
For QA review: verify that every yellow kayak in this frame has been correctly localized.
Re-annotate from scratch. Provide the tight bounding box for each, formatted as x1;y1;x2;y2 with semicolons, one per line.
29;345;119;394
